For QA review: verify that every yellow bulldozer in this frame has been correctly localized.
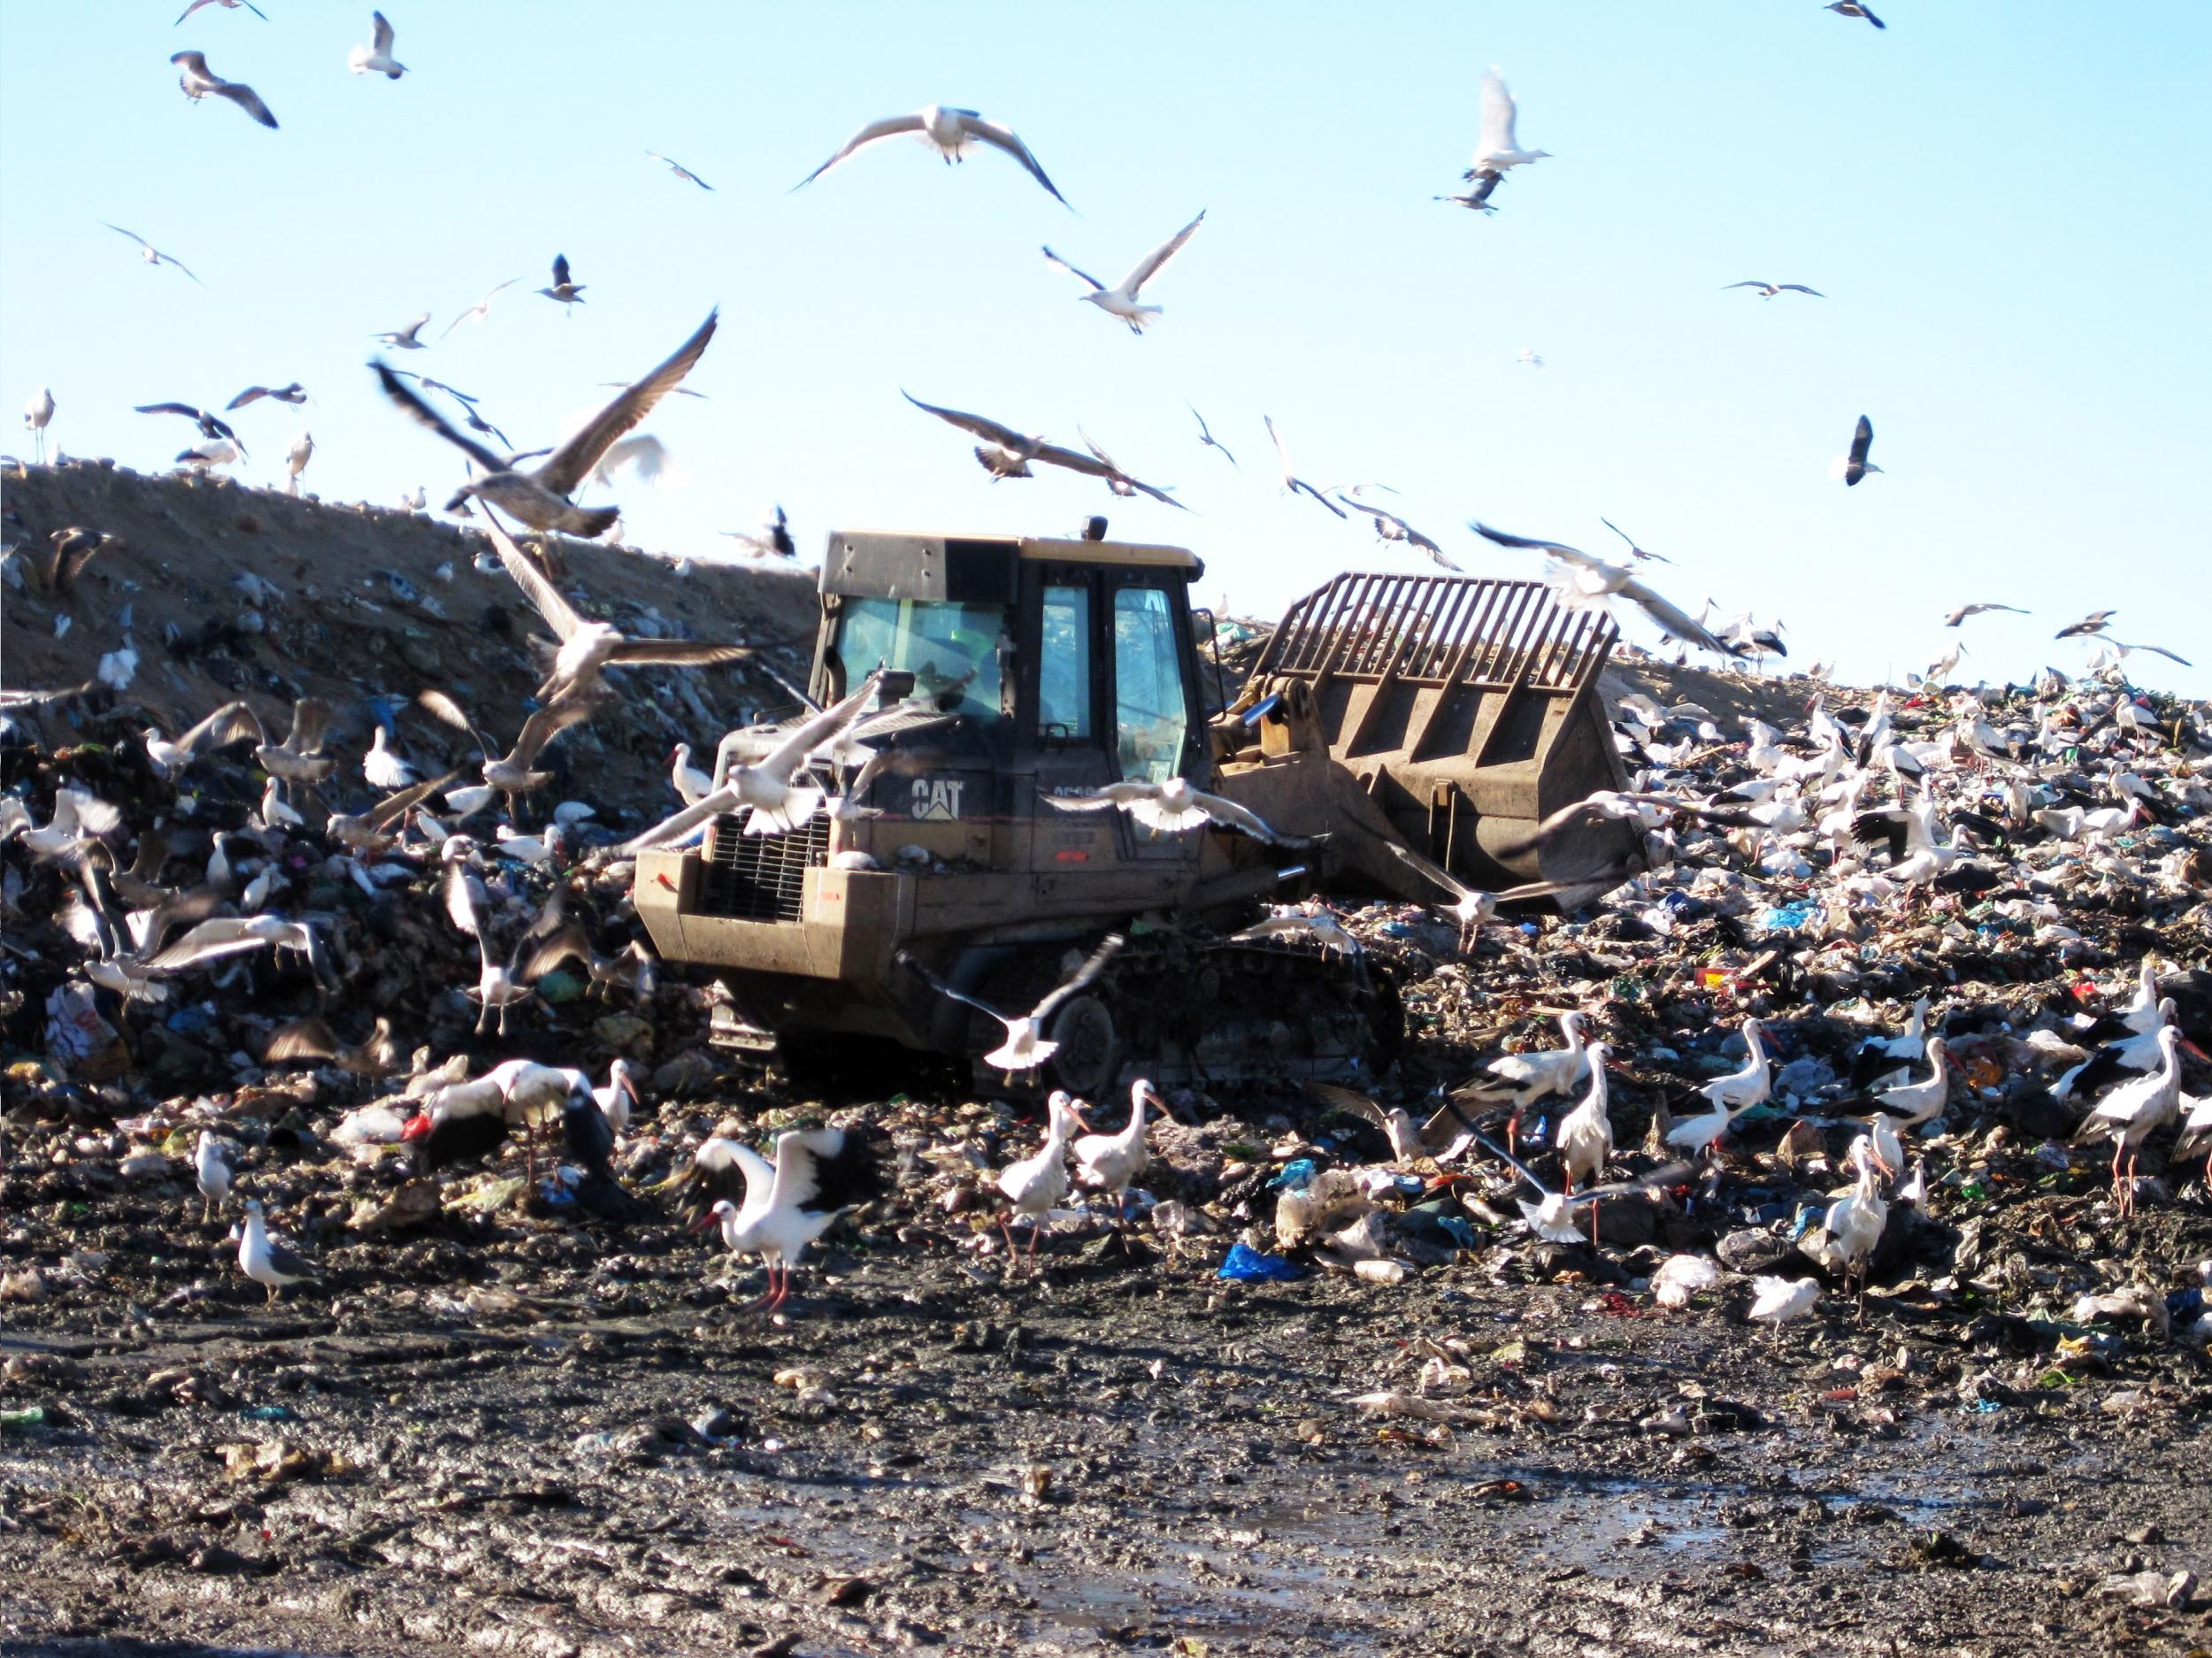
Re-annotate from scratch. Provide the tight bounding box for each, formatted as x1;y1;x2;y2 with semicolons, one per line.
634;526;1638;1092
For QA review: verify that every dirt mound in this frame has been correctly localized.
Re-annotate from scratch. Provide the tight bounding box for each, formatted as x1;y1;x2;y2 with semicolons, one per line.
2;459;819;815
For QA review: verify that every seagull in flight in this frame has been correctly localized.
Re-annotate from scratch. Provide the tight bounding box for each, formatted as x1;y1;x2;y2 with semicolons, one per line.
647;150;713;189
1045;779;1302;844
1438;170;1504;213
375;308;718;537
537;254;585;310
103;224;203;284
1339;498;1458;570
170;50;277;127
1078;429;1189;510
1724;280;1824;299
442;277;520;340
227;382;305;409
1832;414;1881;485
902;394;1180;504
1471;522;1735;656
1186;403;1236;467
484;521;753;701
2055;610;2116;640
899;935;1124;1078
1598;518;1671;564
175;0;265;25
1517;349;1544;370
135;402;245;454
1042;211;1204;334
374;312;432;349
349;11;407;77
796;104;1070;206
904;394;1045;480
721;504;796;558
1824;1;1886;27
619;674;887;846
2101;640;2194;668
1264;417;1347;518
390;371;515;447
1470;69;1550;177
1943;603;2027;627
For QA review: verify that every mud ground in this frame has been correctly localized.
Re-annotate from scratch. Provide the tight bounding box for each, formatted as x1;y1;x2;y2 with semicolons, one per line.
5;1188;2209;1658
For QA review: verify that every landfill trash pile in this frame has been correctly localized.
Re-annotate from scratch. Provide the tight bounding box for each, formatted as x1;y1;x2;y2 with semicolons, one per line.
4;477;2212;1654
1;458;822;806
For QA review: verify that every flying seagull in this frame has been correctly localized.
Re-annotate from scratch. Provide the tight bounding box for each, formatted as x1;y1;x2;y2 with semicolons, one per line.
647;150;712;189
175;0;266;21
1264;416;1347;518
1045;779;1303;844
396;372;475;402
1340;497;1458;570
1824;1;1886;27
1471;521;1735;656
1380;841;1571;950
349;11;406;76
1186;403;1236;466
103;224;203;284
1598;518;1671;564
1944;603;2027;627
1724;280;1824;299
373;307;718;536
1833;414;1881;486
374;312;432;349
134;402;244;453
226;382;305;409
392;370;516;446
1470;69;1550;177
2102;640;2193;667
170;51;277;127
2055;610;2116;640
721;504;796;558
902;393;1042;480
442;277;519;340
898;935;1125;1078
538;253;585;310
1517;348;1544;370
901;393;1179;504
796;104;1070;206
485;520;752;700
1438;170;1504;212
1041;210;1205;334
1077;429;1188;510
618;673;887;846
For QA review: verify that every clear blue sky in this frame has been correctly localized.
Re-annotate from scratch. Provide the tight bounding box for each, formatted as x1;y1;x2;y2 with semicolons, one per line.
4;2;2207;694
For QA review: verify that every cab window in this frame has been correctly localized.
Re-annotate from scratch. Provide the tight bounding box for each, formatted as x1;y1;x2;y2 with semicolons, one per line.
833;596;1006;725
1038;584;1092;739
1112;586;1187;783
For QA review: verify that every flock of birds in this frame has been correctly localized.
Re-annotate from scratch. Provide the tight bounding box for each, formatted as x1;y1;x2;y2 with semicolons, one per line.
5;592;2205;1323
4;5;2207;1326
14;3;2186;700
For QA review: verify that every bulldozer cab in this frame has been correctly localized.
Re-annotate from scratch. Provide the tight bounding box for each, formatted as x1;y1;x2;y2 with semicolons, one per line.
811;529;1214;864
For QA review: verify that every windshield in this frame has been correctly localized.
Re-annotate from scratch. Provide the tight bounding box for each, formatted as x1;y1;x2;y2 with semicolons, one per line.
833;596;1009;725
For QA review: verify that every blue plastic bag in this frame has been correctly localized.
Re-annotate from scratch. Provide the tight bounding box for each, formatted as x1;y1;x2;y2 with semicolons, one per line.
1217;1242;1304;1282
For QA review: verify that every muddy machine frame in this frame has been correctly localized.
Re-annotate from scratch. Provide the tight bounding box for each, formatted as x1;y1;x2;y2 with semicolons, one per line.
634;531;1633;1091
